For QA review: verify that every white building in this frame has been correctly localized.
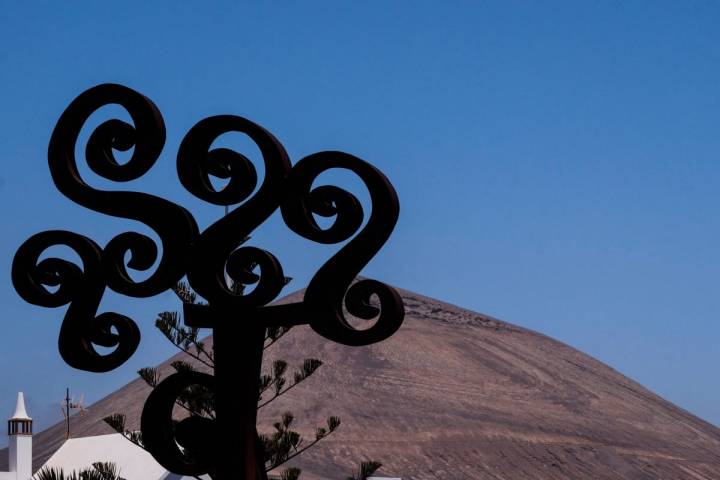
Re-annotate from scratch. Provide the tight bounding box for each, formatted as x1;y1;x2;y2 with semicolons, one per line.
0;393;203;480
1;393;398;480
0;393;32;480
41;434;202;480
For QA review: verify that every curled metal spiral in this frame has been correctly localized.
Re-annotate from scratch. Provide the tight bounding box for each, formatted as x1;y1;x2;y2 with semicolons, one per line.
280;152;405;346
140;371;216;477
48;83;199;298
177;114;291;308
13;83;405;478
12;230;139;372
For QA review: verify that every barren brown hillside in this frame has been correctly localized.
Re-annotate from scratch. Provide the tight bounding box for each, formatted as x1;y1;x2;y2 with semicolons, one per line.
6;285;720;479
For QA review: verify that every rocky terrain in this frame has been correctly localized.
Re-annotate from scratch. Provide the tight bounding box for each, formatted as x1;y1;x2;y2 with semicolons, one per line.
4;284;720;479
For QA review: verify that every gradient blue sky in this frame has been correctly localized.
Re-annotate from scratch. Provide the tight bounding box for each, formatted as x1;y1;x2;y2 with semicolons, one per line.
1;1;719;444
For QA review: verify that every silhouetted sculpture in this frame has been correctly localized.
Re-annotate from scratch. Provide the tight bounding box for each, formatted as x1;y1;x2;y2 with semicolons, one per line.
11;84;404;480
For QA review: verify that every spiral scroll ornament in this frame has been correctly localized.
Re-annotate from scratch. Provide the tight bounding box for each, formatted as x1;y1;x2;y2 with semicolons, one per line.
12;84;405;480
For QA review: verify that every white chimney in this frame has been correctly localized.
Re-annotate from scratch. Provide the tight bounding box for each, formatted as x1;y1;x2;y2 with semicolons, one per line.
5;392;32;480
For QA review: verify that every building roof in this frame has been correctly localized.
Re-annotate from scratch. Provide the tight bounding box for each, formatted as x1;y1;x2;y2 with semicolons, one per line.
40;433;205;480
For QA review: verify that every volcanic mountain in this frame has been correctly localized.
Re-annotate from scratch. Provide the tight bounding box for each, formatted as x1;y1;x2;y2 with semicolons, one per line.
6;285;720;479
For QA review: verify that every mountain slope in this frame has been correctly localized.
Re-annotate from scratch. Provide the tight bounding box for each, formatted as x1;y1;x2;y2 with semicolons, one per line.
7;285;720;479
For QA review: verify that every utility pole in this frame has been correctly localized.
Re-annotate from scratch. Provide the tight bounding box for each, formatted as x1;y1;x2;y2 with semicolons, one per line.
65;388;70;439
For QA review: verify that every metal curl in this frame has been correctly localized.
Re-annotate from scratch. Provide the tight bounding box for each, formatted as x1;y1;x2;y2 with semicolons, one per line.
226;247;285;308
85;119;139;181
11;231;140;372
140;372;216;477
177;115;291;306
103;232;158;291
48;83;199;298
341;279;404;344
58;309;141;373
280;151;405;346
282;184;364;244
177;115;273;206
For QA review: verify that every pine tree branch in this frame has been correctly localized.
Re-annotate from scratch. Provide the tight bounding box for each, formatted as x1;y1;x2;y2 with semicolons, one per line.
263;326;291;350
257;359;322;409
168;337;214;370
346;461;383;480
263;336;282;350
171;281;202;305
257;381;301;409
258;378;275;398
190;338;215;366
138;367;215;420
175;399;216;420
265;420;340;472
160;322;214;370
164;284;215;365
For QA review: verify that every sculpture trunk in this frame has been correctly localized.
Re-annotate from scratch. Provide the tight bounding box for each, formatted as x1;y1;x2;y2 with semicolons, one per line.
214;315;267;480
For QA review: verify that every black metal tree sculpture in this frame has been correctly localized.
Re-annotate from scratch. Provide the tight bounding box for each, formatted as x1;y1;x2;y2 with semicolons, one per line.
11;84;405;480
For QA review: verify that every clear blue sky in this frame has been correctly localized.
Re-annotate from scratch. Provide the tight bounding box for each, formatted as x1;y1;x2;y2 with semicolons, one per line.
1;0;719;443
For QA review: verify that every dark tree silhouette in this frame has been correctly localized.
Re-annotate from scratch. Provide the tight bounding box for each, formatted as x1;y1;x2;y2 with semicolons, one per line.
35;462;126;480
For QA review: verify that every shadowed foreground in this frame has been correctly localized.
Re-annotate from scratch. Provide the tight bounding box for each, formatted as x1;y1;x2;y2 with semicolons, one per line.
5;285;720;479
